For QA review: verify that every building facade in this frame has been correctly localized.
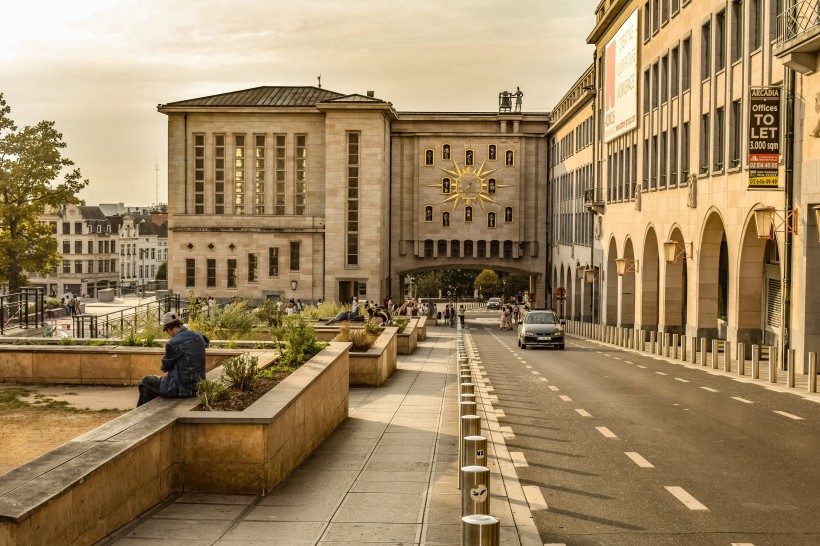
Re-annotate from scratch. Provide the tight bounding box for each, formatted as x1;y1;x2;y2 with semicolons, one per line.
113;214;168;295
561;0;818;373
158;88;549;306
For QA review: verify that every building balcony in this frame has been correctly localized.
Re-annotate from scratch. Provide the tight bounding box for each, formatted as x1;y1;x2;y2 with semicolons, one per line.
775;1;820;74
584;188;605;214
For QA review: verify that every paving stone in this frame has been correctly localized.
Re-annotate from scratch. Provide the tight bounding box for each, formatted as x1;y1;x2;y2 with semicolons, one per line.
218;521;326;543
320;522;420;542
333;492;424;523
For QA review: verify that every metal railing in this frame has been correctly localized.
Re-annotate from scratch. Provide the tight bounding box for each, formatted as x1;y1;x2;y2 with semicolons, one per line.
0;288;45;335
71;294;182;339
777;1;820;46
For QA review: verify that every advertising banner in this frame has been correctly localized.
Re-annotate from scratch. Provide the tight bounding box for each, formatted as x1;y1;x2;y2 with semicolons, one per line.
748;87;781;190
604;10;638;143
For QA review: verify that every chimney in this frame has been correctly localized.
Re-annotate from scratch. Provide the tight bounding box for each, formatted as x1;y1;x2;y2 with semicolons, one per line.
367;91;375;97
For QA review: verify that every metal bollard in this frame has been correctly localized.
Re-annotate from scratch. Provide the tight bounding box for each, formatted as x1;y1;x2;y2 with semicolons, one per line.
769;349;778;383
681;335;687;362
461;414;481;438
462;514;499;545
738;343;745;375
461;393;476;407
690;336;697;365
461;465;491;516
724;341;732;373
700;338;707;367
788;349;795;388
462;435;487;469
752;345;760;379
460;400;477;418
662;333;669;357
639;330;645;352
460;382;475;396
650;331;656;354
711;340;719;369
809;353;817;393
672;334;679;360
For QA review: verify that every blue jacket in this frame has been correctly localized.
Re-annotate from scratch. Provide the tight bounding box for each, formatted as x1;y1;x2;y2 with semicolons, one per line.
159;326;210;398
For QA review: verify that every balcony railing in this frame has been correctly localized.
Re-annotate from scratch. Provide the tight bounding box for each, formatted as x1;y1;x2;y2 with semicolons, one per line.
777;1;820;46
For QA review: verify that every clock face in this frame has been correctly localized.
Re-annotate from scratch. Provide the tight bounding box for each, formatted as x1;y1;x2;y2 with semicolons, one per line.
429;159;508;212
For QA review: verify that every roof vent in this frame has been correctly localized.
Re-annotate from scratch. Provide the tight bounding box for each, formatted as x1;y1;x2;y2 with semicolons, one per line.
367;91;375;97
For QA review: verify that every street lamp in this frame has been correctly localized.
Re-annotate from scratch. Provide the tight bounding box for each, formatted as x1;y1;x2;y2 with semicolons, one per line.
663;241;694;264
615;258;639;276
753;206;798;240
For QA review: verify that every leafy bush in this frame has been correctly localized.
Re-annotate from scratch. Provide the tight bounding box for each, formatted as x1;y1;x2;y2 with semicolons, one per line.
255;298;285;328
364;321;383;336
301;300;348;320
222;353;258;391
333;322;377;352
189;298;257;340
196;379;228;409
115;308;163;346
59;337;76;346
392;317;410;334
85;339;106;346
279;314;326;366
44;297;62;310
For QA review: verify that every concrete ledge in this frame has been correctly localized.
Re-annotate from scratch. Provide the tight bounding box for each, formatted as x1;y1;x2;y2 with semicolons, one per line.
0;344;350;545
0;345;241;385
348;327;398;387
397;318;419;355
417;315;428;341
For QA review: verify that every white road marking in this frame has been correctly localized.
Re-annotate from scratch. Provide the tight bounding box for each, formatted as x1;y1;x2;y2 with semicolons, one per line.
496;409;506;418
532;370;540;375
510;451;529;467
624;360;633;364
559;395;572;402
596;427;617;438
665;486;709;510
625;452;655;468
548;385;560;391
525;365;532;369
501;426;515;440
731;543;756;546
538;377;548;382
675;378;690;383
656;371;668;376
522;485;548;511
774;410;803;420
614;357;622;361
637;365;647;369
575;409;592;417
701;387;719;392
731;397;754;404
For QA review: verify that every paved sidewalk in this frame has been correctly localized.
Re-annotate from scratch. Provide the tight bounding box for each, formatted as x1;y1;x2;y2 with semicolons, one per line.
99;325;540;545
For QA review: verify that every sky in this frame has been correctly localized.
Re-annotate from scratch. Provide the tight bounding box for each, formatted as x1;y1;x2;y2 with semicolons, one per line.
1;0;596;207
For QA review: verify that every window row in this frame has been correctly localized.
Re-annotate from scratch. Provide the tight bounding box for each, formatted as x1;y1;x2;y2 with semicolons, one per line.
423;206;514;227
184;243;301;288
48;221;112;235
192;133;307;216
437;178;501;194
61;240;117;255
642;0;690;43
61;259;116;274
422;239;521;259
425;146;515;166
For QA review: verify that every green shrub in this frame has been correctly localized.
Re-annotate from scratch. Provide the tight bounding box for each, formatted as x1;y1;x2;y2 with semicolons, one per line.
59;337;76;346
189;298;257;340
44;297;62;310
364;321;383;336
196;379;228;409
280;314;326;366
333;323;377;352
256;298;285;328
85;339;106;346
301;301;348;320
222;353;258;391
115;308;164;346
392;317;410;334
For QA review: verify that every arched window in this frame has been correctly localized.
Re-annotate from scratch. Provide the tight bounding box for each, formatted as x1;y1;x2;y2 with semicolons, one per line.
424;240;434;257
503;240;513;258
437;239;447;256
464;240;474;257
451;240;460;257
490;240;500;257
477;240;487;258
442;211;450;227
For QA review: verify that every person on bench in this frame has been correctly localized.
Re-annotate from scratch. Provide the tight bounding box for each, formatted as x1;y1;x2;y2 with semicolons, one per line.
137;312;210;407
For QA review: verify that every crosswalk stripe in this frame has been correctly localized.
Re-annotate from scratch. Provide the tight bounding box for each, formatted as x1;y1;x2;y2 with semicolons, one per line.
596;426;617;438
774;410;803;420
575;409;592;417
559;395;572;402
625;451;654;468
665;486;709;510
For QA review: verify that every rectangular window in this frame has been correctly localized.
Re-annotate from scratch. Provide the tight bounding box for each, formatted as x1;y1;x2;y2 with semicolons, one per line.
248;253;258;283
671;0;679;15
214;134;225;214
682;37;691;92
751;0;762;50
660;130;668;188
768;0;780;44
671;46;679;98
275;135;286;215
62;222;70;235
207;259;216;288
62;240;70;254
227;259;236;288
347;132;360;266
269;247;279;276
63;260;70;273
682;121;690;180
661;54;668;104
194;134;204;214
701;21;711;81
74;260;83;274
652;0;659;32
652;134;659;189
643;69;651;114
294;134;307;215
731;99;742;168
652;62;659;109
254;134;265;215
88;260;94;274
290;242;300;271
731;0;743;63
661;0;669;24
185;258;196;288
644;2;651;41
234;134;245;215
714;106;725;170
643;138;650;190
670;126;679;186
74;241;82;254
715;11;726;72
75;222;83;234
700;113;710;173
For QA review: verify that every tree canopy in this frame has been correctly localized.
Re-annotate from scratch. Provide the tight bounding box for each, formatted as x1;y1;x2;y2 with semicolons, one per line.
473;270;501;298
0;93;88;293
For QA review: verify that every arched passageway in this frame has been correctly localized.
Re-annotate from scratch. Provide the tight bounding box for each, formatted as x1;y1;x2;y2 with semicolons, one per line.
621;238;637;328
697;211;728;341
663;226;688;336
641;228;660;333
605;238;619;325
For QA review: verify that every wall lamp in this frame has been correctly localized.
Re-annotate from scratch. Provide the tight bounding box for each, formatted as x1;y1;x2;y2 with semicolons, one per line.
584;266;600;284
615;258;639;276
753;206;799;240
575;265;585;280
291;280;298;291
663;241;694;264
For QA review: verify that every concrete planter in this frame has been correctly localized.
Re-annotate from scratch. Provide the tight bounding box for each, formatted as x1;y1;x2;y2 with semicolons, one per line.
348;327;398;386
396;318;419;355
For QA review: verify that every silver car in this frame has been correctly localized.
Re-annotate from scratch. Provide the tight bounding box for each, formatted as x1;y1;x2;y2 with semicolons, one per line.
517;309;565;350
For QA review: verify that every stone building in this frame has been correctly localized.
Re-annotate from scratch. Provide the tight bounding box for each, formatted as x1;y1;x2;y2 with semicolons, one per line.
158;87;549;305
554;0;818;373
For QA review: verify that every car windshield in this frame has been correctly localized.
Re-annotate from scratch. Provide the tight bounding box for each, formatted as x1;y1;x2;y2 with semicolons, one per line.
525;312;556;325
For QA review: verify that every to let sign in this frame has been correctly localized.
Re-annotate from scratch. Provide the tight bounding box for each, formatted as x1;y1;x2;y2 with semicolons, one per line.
748;87;781;190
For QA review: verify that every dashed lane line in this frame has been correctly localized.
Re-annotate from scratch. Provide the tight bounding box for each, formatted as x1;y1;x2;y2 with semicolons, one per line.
559;395;572;402
624;360;634;364
548;386;560;392
510;451;529;467
731;396;754;404
637;365;647;369
531;370;540;375
701;387;719;392
522;485;548;511
625;451;655;468
675;378;690;383
656;371;668;376
538;377;549;382
525;365;532;369
774;410;803;420
596;426;618;438
575;409;592;417
664;486;709;510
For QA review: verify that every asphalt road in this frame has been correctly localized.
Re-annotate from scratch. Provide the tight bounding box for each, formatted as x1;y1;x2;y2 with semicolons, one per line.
465;311;820;546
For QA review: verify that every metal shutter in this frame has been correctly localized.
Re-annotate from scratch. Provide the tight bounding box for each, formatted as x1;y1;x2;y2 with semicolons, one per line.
765;278;781;329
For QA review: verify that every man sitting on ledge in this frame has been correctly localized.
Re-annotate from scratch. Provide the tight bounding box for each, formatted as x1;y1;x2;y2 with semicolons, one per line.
137;312;210;407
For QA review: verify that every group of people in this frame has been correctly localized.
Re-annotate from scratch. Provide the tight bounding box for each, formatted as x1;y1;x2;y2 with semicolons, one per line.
499;302;521;331
285;298;304;315
441;303;466;327
61;295;82;316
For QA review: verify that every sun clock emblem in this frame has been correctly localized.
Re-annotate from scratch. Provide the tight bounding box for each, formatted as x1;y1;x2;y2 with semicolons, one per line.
429;160;508;211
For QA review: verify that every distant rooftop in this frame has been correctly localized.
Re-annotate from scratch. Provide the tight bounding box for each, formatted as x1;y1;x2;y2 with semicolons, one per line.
159;86;389;109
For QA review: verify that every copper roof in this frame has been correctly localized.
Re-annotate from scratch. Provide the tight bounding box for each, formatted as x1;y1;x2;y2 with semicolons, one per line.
160;86;347;108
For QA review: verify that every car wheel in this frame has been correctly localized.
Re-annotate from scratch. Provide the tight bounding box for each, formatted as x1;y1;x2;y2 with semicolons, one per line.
521;342;527;349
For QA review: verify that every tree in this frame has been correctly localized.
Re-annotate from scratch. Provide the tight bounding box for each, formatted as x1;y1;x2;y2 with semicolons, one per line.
474;269;501;299
155;261;167;281
0;93;88;293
